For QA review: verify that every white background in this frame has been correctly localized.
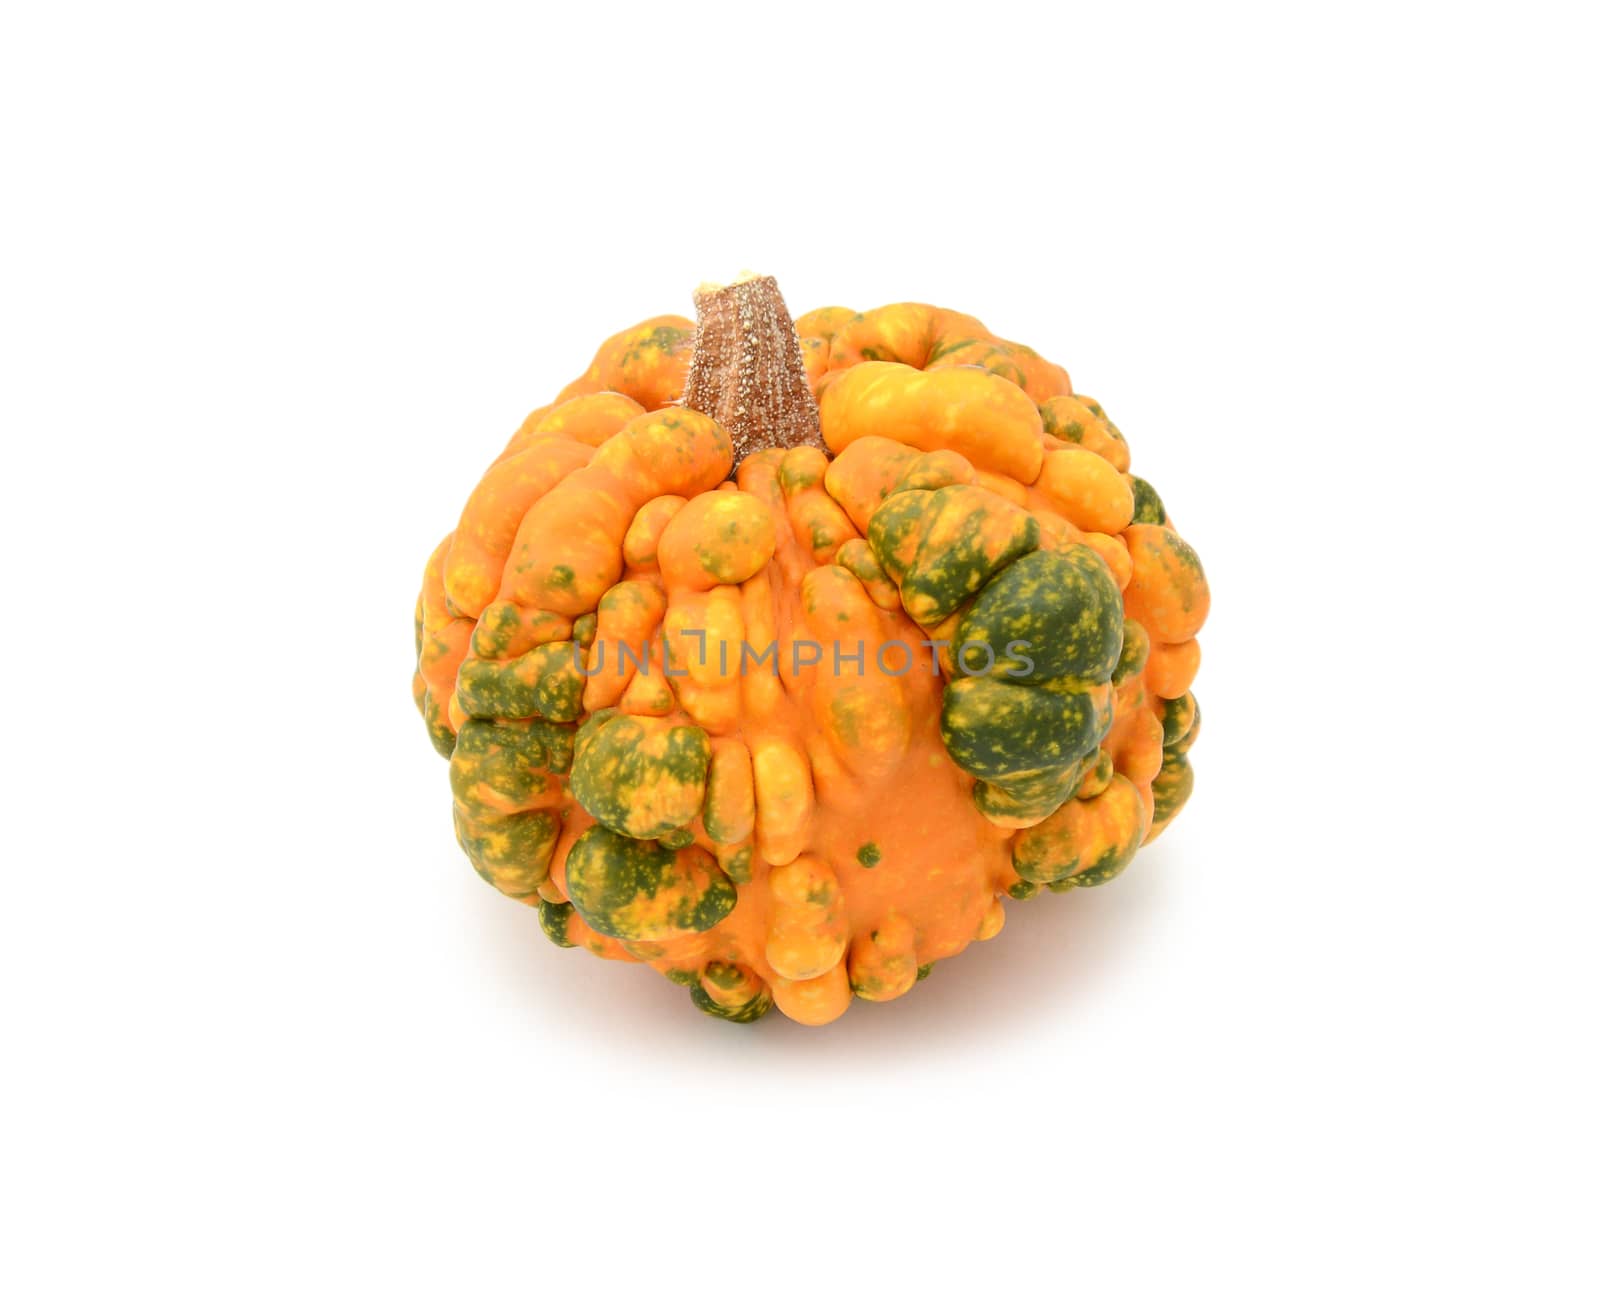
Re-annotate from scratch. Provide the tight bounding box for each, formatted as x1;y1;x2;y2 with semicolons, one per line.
3;3;1596;1302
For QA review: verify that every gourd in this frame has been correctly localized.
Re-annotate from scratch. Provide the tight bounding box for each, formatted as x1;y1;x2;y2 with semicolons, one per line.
413;275;1208;1026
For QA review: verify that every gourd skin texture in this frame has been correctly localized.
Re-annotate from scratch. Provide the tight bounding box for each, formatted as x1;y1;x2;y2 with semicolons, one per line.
413;297;1208;1025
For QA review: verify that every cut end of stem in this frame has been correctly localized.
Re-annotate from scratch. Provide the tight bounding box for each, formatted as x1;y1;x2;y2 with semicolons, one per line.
681;274;824;467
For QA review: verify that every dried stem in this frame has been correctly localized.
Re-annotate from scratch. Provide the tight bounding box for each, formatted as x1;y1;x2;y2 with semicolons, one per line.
681;273;824;466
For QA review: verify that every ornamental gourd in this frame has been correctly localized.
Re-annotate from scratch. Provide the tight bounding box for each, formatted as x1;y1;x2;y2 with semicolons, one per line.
413;275;1208;1026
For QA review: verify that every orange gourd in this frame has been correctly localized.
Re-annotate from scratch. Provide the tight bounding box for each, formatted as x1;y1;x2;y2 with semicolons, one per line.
413;275;1208;1025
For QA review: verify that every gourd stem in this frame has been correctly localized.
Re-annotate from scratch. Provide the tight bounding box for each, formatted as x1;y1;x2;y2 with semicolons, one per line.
681;273;824;466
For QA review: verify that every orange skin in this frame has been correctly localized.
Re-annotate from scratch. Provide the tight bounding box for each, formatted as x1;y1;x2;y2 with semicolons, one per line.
417;534;473;731
496;392;644;465
1040;395;1131;472
554;315;695;411
1146;638;1201;699
1123;524;1211;643
446;436;594;618
819;361;1045;483
417;300;1207;1025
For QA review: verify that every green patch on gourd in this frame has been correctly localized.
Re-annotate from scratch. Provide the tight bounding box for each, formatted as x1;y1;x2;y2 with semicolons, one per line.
891;451;974;494
702;750;754;846
622;325;691;366
952;545;1123;687
856;842;882;868
1158;692;1198;747
452;806;560;898
689;981;773;1022
1130;476;1167;525
1073;748;1115;800
778;456;822;493
569;714;712;840
1151;749;1195;830
1113;620;1150;685
466;601;523;659
835;538;890;589
1012;777;1144;888
868;484;1039;627
456;641;585;722
971;759;1087;826
941;678;1109;781
538;899;578;947
420;690;456;758
926;336;981;364
565;826;736;942
716;844;753;883
449;720;576;820
689;960;772;1023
